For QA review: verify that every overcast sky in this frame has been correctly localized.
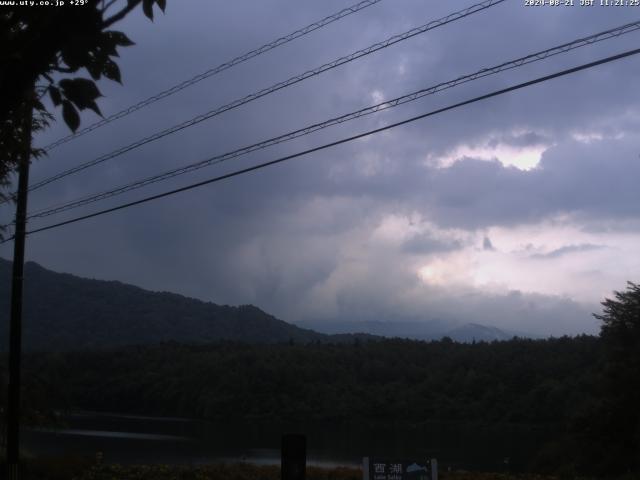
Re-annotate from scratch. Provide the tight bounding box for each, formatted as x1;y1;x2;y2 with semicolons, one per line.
2;0;640;336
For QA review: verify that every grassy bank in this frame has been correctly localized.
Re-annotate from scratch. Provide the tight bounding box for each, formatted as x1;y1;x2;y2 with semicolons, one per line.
73;464;614;480
6;454;626;480
7;457;577;480
70;464;569;480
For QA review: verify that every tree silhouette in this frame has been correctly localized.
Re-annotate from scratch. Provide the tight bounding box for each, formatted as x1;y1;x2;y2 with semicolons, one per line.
1;2;167;475
0;0;166;198
589;282;640;474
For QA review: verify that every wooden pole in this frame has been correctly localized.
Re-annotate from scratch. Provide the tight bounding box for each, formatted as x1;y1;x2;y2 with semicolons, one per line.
6;97;33;480
281;434;306;480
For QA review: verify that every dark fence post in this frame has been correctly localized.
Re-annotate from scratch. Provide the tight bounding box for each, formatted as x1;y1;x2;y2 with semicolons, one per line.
281;433;306;480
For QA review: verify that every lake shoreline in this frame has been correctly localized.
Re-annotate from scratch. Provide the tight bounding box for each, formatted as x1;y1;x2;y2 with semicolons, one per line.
20;410;556;473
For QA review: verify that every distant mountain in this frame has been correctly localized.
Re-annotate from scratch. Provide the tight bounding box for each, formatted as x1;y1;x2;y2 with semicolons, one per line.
0;258;368;351
444;323;518;342
296;319;529;343
297;319;448;338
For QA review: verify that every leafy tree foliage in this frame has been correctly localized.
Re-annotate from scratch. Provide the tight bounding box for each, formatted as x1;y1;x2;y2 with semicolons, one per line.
584;282;640;475
0;0;166;199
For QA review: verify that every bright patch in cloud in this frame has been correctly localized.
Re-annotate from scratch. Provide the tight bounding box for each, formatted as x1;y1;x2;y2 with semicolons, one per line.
464;221;640;304
429;130;551;170
418;254;472;286
370;89;385;104
435;143;547;170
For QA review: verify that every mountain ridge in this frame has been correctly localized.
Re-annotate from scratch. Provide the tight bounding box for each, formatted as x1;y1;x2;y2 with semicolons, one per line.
296;319;527;342
0;258;374;351
0;258;523;351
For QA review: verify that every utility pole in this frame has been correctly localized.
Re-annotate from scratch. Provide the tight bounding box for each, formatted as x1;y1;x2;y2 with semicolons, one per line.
6;96;33;480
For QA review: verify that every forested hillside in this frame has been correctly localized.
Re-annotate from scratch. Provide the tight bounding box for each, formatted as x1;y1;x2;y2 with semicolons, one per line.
0;259;339;349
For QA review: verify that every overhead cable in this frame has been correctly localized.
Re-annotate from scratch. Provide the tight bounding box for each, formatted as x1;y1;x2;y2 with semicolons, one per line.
42;0;386;151
26;0;506;193
14;46;640;240
25;19;640;220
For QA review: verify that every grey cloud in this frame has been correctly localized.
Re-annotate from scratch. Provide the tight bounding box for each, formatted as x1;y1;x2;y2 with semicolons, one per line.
413;136;640;230
442;289;600;336
304;279;600;337
401;233;462;255
530;243;606;260
3;0;639;337
487;131;550;149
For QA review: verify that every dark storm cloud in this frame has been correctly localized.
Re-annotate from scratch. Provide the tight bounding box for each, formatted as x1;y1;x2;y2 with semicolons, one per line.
413;136;640;229
2;0;639;335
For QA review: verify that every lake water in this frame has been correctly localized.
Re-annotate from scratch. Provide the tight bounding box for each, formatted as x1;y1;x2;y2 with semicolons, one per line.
23;412;552;472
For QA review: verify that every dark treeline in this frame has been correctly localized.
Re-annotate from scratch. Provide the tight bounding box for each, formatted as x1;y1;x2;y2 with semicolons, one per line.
21;336;600;426
3;325;639;476
6;336;607;475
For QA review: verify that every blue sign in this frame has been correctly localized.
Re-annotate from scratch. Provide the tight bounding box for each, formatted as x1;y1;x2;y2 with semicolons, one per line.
363;458;437;480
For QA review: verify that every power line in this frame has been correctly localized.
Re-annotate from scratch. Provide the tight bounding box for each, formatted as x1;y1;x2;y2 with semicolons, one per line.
26;0;506;194
14;46;640;241
42;0;385;151
24;19;640;221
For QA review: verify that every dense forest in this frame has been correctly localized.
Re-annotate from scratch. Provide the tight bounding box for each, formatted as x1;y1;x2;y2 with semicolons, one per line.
18;337;598;425
0;335;620;474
